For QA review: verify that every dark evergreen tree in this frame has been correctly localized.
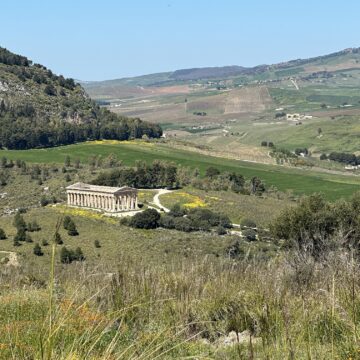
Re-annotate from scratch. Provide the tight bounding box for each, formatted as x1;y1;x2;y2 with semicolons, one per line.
33;243;43;256
0;228;6;239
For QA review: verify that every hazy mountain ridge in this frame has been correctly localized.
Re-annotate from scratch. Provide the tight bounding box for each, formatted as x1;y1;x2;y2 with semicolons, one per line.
83;47;360;89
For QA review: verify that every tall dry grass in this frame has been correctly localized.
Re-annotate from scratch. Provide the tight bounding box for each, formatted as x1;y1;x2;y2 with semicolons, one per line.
0;248;360;359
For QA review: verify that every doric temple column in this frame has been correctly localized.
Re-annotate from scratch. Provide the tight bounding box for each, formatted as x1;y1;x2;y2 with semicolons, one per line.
135;196;138;209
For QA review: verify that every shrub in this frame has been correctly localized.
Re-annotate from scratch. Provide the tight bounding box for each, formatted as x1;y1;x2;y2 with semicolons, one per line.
0;228;6;239
169;203;187;217
94;240;101;248
217;225;227;235
119;217;130;226
54;232;63;244
44;84;57;96
173;217;193;232
42;239;49;246
33;243;43;256
159;215;175;229
240;218;257;229
27;221;41;232
14;212;26;231
205;167;220;178
60;247;72;264
67;221;79;236
40;196;49;207
243;229;257;241
63;216;72;230
60;246;85;264
14;228;26;242
25;234;33;243
129;209;160;229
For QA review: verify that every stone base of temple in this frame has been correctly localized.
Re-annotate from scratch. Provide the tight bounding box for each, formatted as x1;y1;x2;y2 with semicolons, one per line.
66;204;142;217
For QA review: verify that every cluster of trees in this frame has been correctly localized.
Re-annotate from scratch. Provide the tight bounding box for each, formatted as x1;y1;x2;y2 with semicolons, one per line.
63;216;78;236
93;161;266;195
193;167;265;195
294;148;309;156
320;152;360;165
275;112;286;118
126;206;232;233
271;193;360;258
93;160;177;189
12;212;41;246
261;141;274;147
60;246;85;264
0;47;30;66
0;47;163;149
94;162;266;195
0;103;162;149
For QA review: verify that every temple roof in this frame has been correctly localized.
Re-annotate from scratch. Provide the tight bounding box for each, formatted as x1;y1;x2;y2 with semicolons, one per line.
66;182;136;194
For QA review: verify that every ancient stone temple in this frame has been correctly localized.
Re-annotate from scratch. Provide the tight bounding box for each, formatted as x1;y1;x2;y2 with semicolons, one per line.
66;182;138;212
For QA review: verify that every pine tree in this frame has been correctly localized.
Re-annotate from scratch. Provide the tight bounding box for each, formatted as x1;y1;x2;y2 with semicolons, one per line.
74;247;85;261
14;228;26;242
63;216;72;230
54;232;63;244
25;233;33;243
0;228;6;240
14;212;26;231
60;247;72;264
64;155;71;167
13;239;21;247
67;221;78;236
33;243;43;256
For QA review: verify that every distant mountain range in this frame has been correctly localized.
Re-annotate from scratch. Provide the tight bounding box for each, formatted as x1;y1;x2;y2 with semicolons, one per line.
83;47;360;91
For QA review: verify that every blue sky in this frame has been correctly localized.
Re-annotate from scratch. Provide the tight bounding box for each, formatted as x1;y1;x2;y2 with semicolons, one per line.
1;0;359;81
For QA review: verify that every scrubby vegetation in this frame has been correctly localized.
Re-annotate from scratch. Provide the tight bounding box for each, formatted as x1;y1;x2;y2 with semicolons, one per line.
93;161;265;195
126;205;232;233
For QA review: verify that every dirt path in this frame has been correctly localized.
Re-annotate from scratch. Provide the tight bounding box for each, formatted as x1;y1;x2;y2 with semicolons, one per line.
152;189;172;213
0;251;19;266
290;79;299;90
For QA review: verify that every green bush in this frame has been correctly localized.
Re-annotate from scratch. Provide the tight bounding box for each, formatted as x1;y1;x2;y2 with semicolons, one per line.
243;229;257;241
240;218;257;229
129;209;160;229
33;243;43;256
14;228;26;242
54;232;63;244
173;217;193;232
0;228;6;239
60;246;85;264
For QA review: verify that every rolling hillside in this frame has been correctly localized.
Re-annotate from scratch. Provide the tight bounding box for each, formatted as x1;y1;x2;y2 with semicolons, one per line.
0;47;162;150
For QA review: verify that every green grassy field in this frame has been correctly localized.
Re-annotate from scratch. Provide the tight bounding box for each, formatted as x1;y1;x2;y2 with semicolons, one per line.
1;140;359;200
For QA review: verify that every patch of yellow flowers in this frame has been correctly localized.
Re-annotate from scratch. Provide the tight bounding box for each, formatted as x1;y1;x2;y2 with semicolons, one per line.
53;205;117;224
85;139;154;147
165;191;207;208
